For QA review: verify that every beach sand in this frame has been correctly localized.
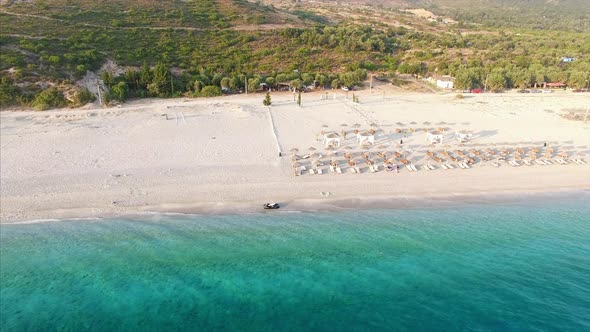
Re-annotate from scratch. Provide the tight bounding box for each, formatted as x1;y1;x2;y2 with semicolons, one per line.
1;89;589;222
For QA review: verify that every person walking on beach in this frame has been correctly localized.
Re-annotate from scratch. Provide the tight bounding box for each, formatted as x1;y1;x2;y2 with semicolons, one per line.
400;139;403;145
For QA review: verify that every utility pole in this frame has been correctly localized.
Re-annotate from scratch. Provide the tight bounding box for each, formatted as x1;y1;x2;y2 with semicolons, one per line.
245;76;248;95
96;80;102;106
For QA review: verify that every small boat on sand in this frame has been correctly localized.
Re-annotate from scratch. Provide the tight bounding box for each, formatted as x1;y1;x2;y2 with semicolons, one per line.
263;202;280;210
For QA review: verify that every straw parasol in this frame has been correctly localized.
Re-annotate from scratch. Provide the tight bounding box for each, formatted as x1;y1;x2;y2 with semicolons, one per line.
308;147;317;151
396;122;405;126
423;121;431;125
322;124;329;128
370;123;379;127
352;123;361;128
410;121;417;125
340;123;348;127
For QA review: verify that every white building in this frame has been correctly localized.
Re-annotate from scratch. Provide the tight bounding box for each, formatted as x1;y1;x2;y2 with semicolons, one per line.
323;132;341;147
436;75;454;89
356;131;375;145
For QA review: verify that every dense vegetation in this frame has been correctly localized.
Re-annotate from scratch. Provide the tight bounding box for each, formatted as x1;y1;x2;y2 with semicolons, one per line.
0;0;588;109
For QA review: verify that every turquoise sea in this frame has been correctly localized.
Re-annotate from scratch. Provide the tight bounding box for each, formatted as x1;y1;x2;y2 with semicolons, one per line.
1;194;590;331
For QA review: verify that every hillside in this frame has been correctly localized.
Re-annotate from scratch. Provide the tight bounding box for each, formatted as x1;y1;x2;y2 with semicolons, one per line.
1;0;589;109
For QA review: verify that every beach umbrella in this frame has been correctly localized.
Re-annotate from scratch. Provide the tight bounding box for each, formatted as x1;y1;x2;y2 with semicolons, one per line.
410;121;417;125
308;147;316;151
423;121;431;125
396;122;405;126
370;123;379;127
340;123;348;127
322;124;329;128
352;123;361;128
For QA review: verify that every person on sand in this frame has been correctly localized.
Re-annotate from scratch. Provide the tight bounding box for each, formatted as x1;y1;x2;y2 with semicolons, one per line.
544;142;547;147
400;139;403;145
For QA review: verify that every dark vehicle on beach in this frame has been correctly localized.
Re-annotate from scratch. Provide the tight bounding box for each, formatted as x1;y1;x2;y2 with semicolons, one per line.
263;202;280;209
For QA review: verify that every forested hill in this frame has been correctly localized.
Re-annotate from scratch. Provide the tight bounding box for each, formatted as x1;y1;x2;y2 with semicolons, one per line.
1;0;589;110
420;0;590;32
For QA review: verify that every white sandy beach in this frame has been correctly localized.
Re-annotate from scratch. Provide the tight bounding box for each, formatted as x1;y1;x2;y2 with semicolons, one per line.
1;88;589;222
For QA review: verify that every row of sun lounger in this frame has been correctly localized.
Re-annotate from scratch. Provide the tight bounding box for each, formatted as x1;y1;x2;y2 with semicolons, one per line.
295;158;585;176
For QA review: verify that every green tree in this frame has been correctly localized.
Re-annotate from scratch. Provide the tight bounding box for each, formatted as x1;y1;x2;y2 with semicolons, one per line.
263;92;272;106
139;63;152;89
110;82;129;102
148;63;171;97
0;77;18;107
101;71;114;88
487;71;507;90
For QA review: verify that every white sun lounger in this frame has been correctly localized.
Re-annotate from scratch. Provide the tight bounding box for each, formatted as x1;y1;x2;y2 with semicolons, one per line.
373;165;379;172
406;165;413;172
349;168;356;174
523;160;532;166
576;159;586;164
329;165;335;172
462;163;471;169
317;168;323;175
336;167;343;174
369;166;376;173
508;161;520;167
543;159;553;165
422;165;430;171
355;167;362;174
309;169;316;175
427;165;436;170
302;154;310;159
445;164;455;169
441;164;449;170
411;165;418;172
491;162;500;168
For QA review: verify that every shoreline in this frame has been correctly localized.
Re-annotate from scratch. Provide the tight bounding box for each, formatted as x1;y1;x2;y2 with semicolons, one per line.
3;188;589;224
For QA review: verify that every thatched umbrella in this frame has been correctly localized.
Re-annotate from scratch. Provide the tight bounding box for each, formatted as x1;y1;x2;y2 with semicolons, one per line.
423;121;431;125
322;124;329;128
352;123;361;128
410;121;417;125
308;147;317;151
340;123;348;127
396;122;405;126
370;123;379;127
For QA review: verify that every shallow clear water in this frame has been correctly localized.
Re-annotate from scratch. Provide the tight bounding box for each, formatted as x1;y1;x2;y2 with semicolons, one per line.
2;196;590;331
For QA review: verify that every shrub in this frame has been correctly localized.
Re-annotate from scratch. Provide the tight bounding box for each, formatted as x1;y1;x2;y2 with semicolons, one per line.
72;87;96;106
199;85;222;97
32;87;66;110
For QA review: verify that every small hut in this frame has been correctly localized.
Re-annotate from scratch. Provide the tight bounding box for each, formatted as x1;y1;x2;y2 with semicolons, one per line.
356;131;375;145
323;132;341;147
454;130;473;143
426;131;444;144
